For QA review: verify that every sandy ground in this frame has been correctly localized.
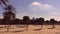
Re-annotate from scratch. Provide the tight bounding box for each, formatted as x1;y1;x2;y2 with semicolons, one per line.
0;25;59;34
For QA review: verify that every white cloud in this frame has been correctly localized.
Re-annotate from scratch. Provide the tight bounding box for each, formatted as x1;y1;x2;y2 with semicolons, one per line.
16;1;60;20
31;1;53;8
31;1;41;6
26;1;60;20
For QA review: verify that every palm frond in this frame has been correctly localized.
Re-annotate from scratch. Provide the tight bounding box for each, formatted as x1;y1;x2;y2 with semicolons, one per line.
0;2;3;7
2;0;7;5
0;0;9;5
5;0;9;2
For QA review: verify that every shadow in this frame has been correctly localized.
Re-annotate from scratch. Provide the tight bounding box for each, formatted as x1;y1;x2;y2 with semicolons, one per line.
11;30;26;33
9;28;14;29
0;30;25;33
0;27;4;28
48;28;54;29
0;31;8;33
48;26;55;29
34;29;42;31
33;24;43;26
17;25;25;28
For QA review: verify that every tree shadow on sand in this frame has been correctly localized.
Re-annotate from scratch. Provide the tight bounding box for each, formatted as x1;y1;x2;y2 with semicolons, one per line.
11;30;26;33
0;31;7;33
0;28;25;33
33;25;43;31
17;25;26;28
48;27;55;29
0;27;5;28
33;28;42;31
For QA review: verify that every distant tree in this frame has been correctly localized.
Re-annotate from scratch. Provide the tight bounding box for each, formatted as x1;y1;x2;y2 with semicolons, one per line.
23;16;30;30
50;18;55;28
15;18;21;27
38;18;45;29
45;20;49;25
57;21;60;25
35;18;39;25
32;17;35;21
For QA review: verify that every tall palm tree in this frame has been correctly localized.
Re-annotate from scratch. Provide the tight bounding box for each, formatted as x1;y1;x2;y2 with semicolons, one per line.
50;19;55;29
23;16;30;30
4;5;16;32
0;0;9;32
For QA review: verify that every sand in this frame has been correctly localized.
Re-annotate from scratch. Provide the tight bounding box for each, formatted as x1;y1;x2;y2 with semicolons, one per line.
0;25;59;34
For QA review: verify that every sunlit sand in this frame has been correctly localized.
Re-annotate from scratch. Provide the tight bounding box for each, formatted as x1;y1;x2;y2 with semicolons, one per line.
0;25;59;34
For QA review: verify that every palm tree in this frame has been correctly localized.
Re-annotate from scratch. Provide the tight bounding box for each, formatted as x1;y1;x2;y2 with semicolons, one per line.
4;5;16;32
50;19;55;28
23;16;30;30
0;0;9;29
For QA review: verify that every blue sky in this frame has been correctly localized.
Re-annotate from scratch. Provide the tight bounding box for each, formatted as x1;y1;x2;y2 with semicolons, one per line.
0;0;60;20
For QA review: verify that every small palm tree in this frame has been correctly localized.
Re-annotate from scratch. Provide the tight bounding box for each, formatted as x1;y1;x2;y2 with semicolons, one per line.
23;16;30;30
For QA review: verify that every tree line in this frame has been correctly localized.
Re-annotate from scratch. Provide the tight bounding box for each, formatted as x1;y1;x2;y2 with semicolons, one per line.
0;16;59;25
